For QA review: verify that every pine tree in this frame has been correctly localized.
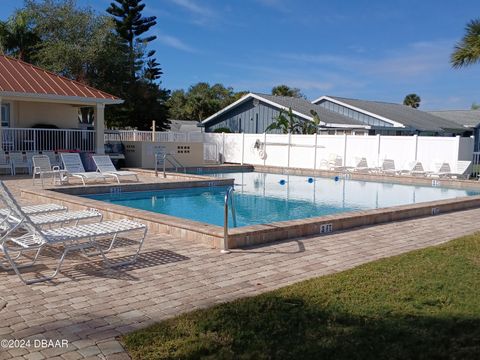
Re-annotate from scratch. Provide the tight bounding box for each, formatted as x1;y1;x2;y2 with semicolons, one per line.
106;0;169;130
107;0;157;80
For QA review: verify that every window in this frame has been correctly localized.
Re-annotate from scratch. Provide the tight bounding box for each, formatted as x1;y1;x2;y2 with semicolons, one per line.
1;103;10;127
319;100;393;127
238;118;242;133
255;113;259;133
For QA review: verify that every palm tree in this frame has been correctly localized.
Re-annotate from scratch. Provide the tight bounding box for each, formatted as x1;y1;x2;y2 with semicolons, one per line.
271;85;305;99
0;11;39;62
451;19;480;68
301;110;321;134
266;108;301;134
403;94;421;109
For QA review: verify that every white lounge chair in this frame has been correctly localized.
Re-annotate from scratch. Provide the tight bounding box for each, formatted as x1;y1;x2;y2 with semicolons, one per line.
0;152;12;175
9;152;30;175
0;207;102;233
320;154;349;171
61;153;106;186
400;161;426;176
0;203;66;216
448;161;472;179
348;157;374;173
426;162;451;178
92;155;139;183
378;159;400;175
0;181;147;284
32;155;63;186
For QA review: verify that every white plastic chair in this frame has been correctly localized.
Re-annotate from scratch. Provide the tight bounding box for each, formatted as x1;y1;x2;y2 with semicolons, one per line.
61;153;106;186
0;181;147;284
32;155;61;186
41;151;62;168
92;155;139;183
0;152;12;175
9;152;30;175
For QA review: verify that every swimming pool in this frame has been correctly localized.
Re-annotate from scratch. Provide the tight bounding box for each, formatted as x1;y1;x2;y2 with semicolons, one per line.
84;172;480;228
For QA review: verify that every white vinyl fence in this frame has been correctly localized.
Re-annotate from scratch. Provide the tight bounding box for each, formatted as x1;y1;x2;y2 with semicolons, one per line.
205;133;474;173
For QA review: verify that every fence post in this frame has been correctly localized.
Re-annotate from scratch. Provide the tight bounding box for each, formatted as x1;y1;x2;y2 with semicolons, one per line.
287;132;291;168
455;135;461;162
376;134;381;166
263;132;267;167
222;132;225;164
313;133;318;172
413;134;418;161
343;133;348;167
133;130;137;141
241;132;245;165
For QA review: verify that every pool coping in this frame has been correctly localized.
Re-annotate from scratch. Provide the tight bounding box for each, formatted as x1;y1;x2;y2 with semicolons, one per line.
20;166;480;249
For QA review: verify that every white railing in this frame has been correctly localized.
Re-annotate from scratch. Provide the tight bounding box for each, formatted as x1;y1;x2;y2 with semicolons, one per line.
2;128;95;152
0;128;205;153
105;130;204;143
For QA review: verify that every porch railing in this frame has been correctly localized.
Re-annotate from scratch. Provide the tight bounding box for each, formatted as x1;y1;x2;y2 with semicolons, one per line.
2;128;95;152
1;128;205;153
105;130;204;143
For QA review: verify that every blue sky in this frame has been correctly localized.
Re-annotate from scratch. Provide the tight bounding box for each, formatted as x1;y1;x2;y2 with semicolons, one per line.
2;0;480;110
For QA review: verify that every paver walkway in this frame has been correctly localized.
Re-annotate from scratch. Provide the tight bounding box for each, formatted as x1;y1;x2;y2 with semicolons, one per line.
1;178;480;359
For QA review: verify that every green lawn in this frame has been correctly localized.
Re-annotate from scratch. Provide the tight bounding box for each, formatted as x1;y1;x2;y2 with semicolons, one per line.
122;234;480;360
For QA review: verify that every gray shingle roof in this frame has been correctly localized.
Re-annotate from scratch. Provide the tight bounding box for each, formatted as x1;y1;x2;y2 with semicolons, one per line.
252;93;366;127
428;110;480;128
326;96;464;132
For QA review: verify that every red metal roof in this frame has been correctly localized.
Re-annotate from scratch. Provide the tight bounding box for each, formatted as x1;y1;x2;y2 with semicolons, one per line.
0;54;120;102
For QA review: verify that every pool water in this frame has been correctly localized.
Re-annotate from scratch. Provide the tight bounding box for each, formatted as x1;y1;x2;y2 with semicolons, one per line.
85;172;480;227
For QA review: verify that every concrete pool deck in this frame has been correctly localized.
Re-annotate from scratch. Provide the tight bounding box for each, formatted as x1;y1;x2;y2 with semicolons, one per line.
1;176;480;359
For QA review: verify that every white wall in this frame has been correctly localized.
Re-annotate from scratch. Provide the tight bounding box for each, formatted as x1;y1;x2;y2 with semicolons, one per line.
12;100;79;128
204;133;474;170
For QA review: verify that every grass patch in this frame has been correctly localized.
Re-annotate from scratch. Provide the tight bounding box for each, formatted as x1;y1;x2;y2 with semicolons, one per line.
122;234;480;359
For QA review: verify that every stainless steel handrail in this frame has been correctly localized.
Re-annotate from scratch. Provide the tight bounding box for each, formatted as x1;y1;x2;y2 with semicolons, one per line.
155;153;186;177
222;186;237;253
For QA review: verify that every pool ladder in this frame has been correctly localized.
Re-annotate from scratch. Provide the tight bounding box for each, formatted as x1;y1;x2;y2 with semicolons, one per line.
155;153;186;178
222;186;237;254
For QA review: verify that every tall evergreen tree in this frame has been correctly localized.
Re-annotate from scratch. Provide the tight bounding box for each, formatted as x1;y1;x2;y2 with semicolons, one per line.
106;0;169;130
0;10;39;62
107;0;156;80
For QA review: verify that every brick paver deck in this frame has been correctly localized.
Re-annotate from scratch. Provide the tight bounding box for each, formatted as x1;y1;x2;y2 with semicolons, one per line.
1;177;480;359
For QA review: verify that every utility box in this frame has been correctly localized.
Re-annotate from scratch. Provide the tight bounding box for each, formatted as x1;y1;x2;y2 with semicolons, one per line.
123;141;205;169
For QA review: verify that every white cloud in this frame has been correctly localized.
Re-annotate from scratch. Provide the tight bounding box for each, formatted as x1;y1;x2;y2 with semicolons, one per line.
279;39;456;80
169;0;216;25
155;33;197;53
